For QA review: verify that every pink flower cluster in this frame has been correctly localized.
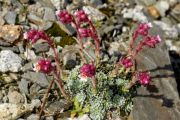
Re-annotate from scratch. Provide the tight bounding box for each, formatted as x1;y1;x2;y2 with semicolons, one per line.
34;59;54;74
24;29;49;44
136;71;151;85
74;10;89;23
120;22;161;69
80;64;96;78
56;10;73;24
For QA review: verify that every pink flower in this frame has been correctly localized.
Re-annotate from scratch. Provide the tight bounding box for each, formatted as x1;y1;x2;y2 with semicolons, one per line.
34;59;54;74
120;57;133;68
143;35;161;48
136;71;151;85
74;10;89;23
78;28;92;38
136;22;152;36
80;64;96;78
56;10;73;24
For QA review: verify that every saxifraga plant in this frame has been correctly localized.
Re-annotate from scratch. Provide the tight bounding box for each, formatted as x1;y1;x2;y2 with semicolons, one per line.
24;9;161;120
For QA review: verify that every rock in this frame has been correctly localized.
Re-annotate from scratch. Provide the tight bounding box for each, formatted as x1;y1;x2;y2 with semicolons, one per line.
122;5;148;22
29;83;41;99
82;6;106;21
0;16;5;25
0;50;22;72
21;61;34;72
43;7;56;21
0;25;22;44
130;25;180;120
33;42;50;53
46;99;71;114
135;0;156;6
31;99;41;108
154;1;169;17
153;21;179;39
27;13;44;26
0;40;11;47
18;79;29;95
108;41;127;56
50;0;61;10
0;46;20;53
8;91;25;104
170;4;180;22
103;25;115;34
46;116;54;120
19;0;29;4
74;114;91;120
24;48;37;60
4;11;17;24
0;103;34;120
1;73;18;83
22;71;49;87
147;6;161;19
90;0;103;6
27;114;39;120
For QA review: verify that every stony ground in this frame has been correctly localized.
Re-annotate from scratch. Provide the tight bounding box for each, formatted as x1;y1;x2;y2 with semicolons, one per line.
0;0;180;120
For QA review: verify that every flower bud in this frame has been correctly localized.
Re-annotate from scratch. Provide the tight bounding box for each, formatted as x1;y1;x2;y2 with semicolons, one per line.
34;59;54;74
136;71;151;85
80;64;96;78
136;22;152;36
143;35;161;48
56;10;73;24
120;57;133;68
74;10;89;23
78;28;92;38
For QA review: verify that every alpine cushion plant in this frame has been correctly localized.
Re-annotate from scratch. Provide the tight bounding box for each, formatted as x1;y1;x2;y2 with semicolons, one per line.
24;9;161;120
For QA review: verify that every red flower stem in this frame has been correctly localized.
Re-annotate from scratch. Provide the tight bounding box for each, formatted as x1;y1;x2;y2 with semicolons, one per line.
39;79;55;120
131;40;144;60
72;20;87;63
128;32;138;55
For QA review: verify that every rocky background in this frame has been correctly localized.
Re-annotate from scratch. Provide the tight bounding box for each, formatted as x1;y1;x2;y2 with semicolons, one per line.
0;0;180;120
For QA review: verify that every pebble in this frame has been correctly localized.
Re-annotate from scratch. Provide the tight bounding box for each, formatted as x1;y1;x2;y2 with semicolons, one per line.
33;42;50;54
43;7;56;21
0;50;22;72
18;78;29;95
122;5;148;22
154;1;170;17
135;0;156;6
4;11;17;24
0;16;5;25
19;0;29;4
22;71;49;87
147;5;160;19
27;114;39;120
8;91;25;104
27;13;44;26
170;3;180;22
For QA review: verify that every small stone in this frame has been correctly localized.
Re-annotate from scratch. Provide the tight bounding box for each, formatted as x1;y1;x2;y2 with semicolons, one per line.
0;16;5;25
147;6;160;19
0;25;22;44
50;0;61;10
82;6;106;21
135;0;156;6
0;103;33;120
24;48;37;60
108;41;127;56
0;50;22;72
73;114;91;120
43;7;56;21
19;0;29;4
8;91;25;104
170;4;180;22
122;5;148;22
27;114;39;120
29;83;41;99
103;25;115;34
46;100;71;114
18;79;29;95
33;42;50;54
0;46;20;53
154;1;169;17
4;11;17;24
22;71;49;87
46;116;54;120
0;40;11;47
31;99;41;108
27;13;44;26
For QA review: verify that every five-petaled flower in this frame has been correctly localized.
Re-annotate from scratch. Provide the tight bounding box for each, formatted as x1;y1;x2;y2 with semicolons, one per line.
136;71;151;85
34;59;54;74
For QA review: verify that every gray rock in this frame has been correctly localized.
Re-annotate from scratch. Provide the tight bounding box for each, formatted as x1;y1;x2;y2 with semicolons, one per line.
27;114;39;120
130;25;180;120
46;116;54;120
22;71;49;87
108;41;127;56
4;11;17;24
8;91;25;104
33;42;50;54
43;7;56;21
154;1;169;17
74;114;91;120
19;0;29;4
170;4;180;22
18;79;29;95
0;46;20;53
122;5;148;22
46;100;71;114
0;16;5;25
135;0;156;6
43;21;53;30
0;50;22;72
27;13;44;25
0;39;11;47
50;0;61;10
82;6;106;21
29;83;41;99
153;21;179;39
31;99;41;108
103;25;115;34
